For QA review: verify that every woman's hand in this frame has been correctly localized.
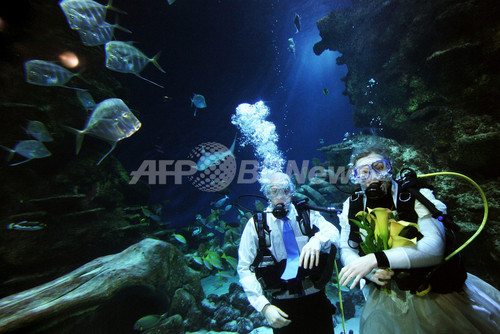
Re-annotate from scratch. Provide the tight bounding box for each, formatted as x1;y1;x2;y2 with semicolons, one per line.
339;253;378;289
262;304;292;328
299;236;321;269
369;268;394;286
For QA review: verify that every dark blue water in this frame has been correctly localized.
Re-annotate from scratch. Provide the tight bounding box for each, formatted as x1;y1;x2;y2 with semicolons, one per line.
113;0;357;228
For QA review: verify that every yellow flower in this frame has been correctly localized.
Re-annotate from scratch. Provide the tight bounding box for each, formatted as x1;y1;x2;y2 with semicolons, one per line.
368;207;393;249
388;220;420;248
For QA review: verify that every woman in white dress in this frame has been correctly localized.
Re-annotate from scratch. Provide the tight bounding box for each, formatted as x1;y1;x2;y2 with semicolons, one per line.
338;145;500;334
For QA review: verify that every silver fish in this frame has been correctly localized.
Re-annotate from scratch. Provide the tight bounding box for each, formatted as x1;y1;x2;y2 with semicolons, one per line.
196;135;236;171
287;37;296;56
78;21;131;46
25;121;53;142
76;90;96;112
191;93;207;116
211;195;229;208
294;13;301;33
59;0;125;31
62;98;141;165
105;41;165;88
24;60;84;90
7;221;46;231
0;140;52;166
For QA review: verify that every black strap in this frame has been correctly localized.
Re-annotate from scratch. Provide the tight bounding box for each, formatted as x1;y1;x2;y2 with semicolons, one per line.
347;194;364;246
251;212;272;271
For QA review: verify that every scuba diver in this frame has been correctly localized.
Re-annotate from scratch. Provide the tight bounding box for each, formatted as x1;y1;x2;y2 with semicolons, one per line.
237;170;339;333
338;145;500;333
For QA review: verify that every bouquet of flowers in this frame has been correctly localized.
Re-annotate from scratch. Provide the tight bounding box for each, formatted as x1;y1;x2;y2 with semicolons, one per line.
350;207;420;255
350;208;421;293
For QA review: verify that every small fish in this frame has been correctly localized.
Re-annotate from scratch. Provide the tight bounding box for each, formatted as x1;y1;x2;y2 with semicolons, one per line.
191;93;207;116
193;256;203;265
206;211;218;225
222;253;238;272
141;207;161;221
294;13;301;33
167;0;176;4
318;138;325;144
204;251;224;269
287;37;296;56
25;121;53;142
237;209;245;216
61;98;141;165
0;140;52;166
202;257;213;270
172;233;186;244
105;41;165;88
196;135;236;171
133;313;168;331
323;88;329;95
195;214;206;224
7;221;46;231
212;195;229;208
24;60;84;90
192;226;202;236
216;270;235;278
224;204;232;212
76;90;96;112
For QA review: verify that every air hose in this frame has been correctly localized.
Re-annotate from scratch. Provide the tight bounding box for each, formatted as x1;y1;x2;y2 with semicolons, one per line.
417;172;489;261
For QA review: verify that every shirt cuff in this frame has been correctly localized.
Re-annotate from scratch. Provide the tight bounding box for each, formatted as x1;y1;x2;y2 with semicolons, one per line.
254;295;271;312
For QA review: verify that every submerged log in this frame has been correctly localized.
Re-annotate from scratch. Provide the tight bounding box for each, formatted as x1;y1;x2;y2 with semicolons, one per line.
0;238;203;333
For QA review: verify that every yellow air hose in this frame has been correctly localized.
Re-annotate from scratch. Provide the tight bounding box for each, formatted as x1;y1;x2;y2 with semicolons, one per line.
417;172;489;261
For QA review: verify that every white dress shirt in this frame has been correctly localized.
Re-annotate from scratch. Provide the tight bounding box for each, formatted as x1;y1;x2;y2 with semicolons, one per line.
238;204;339;312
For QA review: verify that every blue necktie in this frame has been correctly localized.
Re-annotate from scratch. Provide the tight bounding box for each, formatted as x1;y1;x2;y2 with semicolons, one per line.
281;217;300;280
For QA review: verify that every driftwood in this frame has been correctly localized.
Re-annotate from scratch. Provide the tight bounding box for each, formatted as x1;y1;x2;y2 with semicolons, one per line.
0;238;176;333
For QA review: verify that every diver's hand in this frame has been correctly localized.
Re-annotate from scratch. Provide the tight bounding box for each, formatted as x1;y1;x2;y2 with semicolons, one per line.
262;304;291;328
369;268;394;286
339;253;377;289
299;236;321;269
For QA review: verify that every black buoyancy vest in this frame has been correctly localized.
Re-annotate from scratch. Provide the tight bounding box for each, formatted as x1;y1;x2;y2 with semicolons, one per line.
347;181;467;294
250;204;336;295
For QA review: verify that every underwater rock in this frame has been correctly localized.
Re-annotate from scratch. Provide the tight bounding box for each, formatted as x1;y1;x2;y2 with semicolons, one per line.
222;317;254;333
169;288;205;331
314;0;500;173
201;297;218;316
228;283;251;311
144;314;184;334
213;306;241;327
170;288;197;318
0;238;203;333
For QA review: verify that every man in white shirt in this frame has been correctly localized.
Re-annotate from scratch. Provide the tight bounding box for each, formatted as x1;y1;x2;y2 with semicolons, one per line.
237;170;339;333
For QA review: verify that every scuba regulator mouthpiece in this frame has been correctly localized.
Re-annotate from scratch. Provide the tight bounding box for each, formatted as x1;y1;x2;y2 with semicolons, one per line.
364;181;387;199
272;203;289;219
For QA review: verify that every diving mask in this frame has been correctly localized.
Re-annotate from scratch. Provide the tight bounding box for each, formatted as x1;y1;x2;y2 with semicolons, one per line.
263;181;293;200
350;159;392;184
